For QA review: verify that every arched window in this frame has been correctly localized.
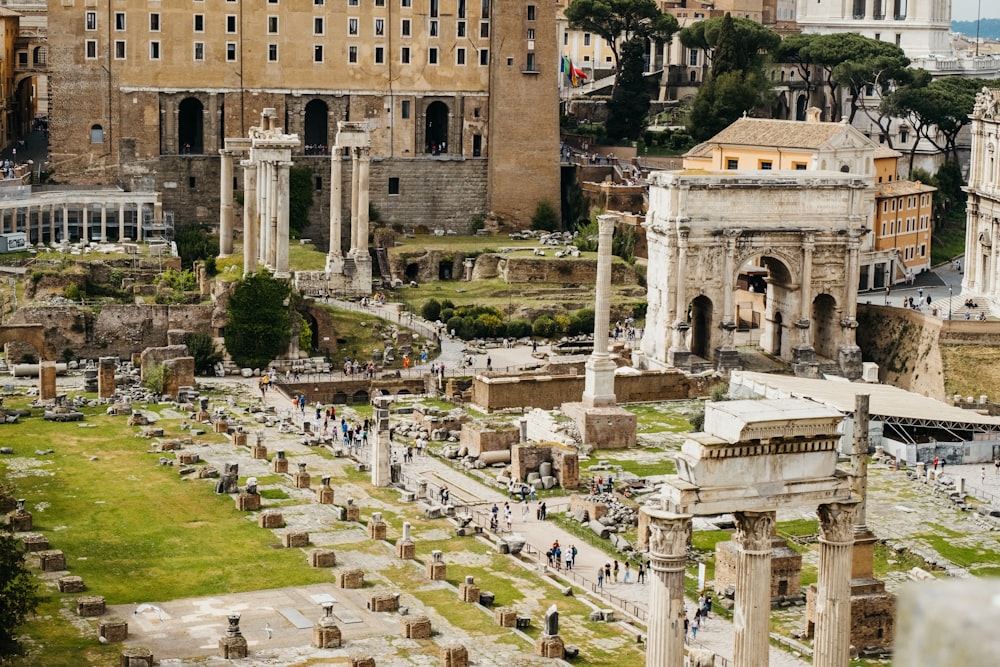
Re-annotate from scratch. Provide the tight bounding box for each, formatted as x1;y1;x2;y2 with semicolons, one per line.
90;124;104;143
33;46;47;67
689;71;697;82
304;99;329;153
177;97;204;154
425;101;449;154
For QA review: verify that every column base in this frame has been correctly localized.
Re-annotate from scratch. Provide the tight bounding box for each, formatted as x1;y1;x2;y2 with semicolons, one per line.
714;346;741;372
838;345;862;380
666;348;691;370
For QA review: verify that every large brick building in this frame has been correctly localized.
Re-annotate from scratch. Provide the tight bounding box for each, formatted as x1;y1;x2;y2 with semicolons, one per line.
47;0;559;242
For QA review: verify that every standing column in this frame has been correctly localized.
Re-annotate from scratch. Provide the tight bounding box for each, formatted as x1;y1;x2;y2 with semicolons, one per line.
274;160;293;278
268;161;279;269
100;205;107;243
349;148;360;255
674;229;688;328
61;204;68;243
118;202;125;242
641;508;690;667
81;206;89;244
733;510;775;667
843;234;861;347
259;161;271;267
722;233;737;326
219;149;235;257
328;147;344;262
583;214;618;408
800;233;814;325
356;147;371;258
813;502;858;667
242;161;258;275
664;229;678;323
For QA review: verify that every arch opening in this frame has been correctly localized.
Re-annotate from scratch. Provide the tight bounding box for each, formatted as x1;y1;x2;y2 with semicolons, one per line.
178;97;204;154
304;99;329;153
425;101;449;154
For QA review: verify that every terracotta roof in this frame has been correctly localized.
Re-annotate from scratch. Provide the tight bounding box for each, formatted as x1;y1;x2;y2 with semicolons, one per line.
701;117;852;150
876;180;937;197
874;145;903;159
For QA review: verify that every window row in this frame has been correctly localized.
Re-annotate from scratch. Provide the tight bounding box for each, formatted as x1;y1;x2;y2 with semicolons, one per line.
85;39;489;65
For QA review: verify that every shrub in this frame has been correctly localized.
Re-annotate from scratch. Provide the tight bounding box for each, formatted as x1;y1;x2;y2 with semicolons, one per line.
506;319;532;338
474;313;506;338
446;315;464;337
63;282;84;301
184;332;223;376
533;315;558;338
530;200;560;232
572;308;595;335
224;271;292;369
421;298;442;321
440;308;455;322
144;363;171;394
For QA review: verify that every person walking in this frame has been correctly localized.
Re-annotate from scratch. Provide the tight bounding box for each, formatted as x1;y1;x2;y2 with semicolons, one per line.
597;567;604;589
623;562;631;583
612;559;619;582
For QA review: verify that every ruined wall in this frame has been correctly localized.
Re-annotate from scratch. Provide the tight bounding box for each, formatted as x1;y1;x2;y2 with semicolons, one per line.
498;256;636;285
460;423;520;457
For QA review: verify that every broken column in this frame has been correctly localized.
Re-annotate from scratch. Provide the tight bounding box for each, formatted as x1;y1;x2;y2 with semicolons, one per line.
119;648;154;667
367;511;387;540
218;614;248;659
236;477;261;511
251;431;268;460
294;462;311;489
371;397;391;487
316;475;334;504
427;549;447;580
441;644;469;667
271;450;288;474
345;497;361;522
642;507;690;667
396;521;415;559
215;464;239;494
39;360;56;400
313;601;342;648
813;502;858;667
97;357;116;399
733;510;775;667
6;498;32;531
534;605;565;658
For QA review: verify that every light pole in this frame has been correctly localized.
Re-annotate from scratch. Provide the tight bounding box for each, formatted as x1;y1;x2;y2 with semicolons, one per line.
977;0;982;58
948;285;953;321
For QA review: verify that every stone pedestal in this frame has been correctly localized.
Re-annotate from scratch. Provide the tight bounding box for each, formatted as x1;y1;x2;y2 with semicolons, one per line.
813;502;858;667
642;508;690;667
272;456;288;474
293;463;311;489
283;531;310;548
371;398;392;487
427;550;447;580
458;576;480;603
178;452;200;465
58;575;86;593
259;511;284;528
367;592;400;612
733;511;774;667
100;617;128;642
495;608;518;627
338;568;365;588
119;647;153;667
351;657;376;667
251;445;268;460
440;644;469;667
309;549;337;567
367;513;387;540
98;357;116;398
39;361;56;400
77;595;107;617
313;621;342;648
534;635;565;659
396;540;415;559
233;431;248;447
345;501;361;522
7;509;32;532
21;533;49;552
400;615;432;639
562;403;637;449
218;636;248;659
213;420;230;434
34;549;66;571
236;492;261;511
317;485;334;504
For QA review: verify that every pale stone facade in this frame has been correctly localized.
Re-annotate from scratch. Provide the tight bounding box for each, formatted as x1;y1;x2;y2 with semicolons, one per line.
637;170;872;378
962;88;1000;311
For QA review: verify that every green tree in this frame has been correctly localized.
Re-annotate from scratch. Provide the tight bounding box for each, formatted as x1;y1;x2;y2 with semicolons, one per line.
224;271;292;369
830;41;910;123
606;38;654;141
174;223;219;272
0;520;40;661
680;14;780;75
564;0;678;94
143;362;171;394
688;70;768;141
184;331;223;376
562;182;588;232
289;166;315;238
421;299;442;321
531;200;560;232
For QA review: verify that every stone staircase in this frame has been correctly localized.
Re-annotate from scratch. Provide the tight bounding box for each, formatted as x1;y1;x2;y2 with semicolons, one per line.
375;246;392;281
927;296;991;320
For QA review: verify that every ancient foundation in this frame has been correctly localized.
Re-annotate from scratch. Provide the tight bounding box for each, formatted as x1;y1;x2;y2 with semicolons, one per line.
309;549;337;568
119;647;154;667
258;511;284;528
440;644;469;667
77;596;107;617
535;635;566;659
400;615;432;639
338;568;365;589
367;592;400;612
100;617;129;643
283;531;310;548
458;576;481;603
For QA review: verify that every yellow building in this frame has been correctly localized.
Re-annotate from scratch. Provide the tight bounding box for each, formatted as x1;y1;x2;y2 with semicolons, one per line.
47;0;559;240
0;8;20;149
683;112;934;286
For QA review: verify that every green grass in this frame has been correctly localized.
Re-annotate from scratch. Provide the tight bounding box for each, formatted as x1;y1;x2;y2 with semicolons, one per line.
916;534;1000;573
775;518;819;539
625;401;697;434
581;457;676;477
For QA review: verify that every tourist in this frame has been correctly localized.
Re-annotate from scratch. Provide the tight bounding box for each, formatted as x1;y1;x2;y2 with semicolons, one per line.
623;562;631;583
521;502;529;520
604;562;611;582
597;567;604;588
636;563;645;584
539;501;547;520
982;467;987;486
691;614;700;641
612;560;619;582
705;594;712;618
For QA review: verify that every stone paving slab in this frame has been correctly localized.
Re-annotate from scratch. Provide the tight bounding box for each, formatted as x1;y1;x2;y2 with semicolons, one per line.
278;607;313;629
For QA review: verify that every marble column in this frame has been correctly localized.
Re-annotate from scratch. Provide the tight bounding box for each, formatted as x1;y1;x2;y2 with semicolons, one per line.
328;147;344;267
61;204;68;243
844;234;861;336
242;161;258;275
268;161;280;270
642;508;690;667
813;502;858;667
356;147;371;259
733;510;775;667
219;149;234;257
81;206;89;244
275;160;292;278
799;233;814;335
583;214;618;408
118;202;125;242
667;229;691;368
99;205;107;243
349;148;360;255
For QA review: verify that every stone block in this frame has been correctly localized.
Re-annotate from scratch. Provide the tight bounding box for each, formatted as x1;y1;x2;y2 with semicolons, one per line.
313;623;342;648
213;420;230;434
427;561;447;580
350;657;375;667
35;549;66;571
251;445;268;460
535;634;565;659
294;472;311;489
177;452;200;465
77;595;107;617
495;608;517;627
119;647;154;667
20;533;49;552
218;635;248;659
346;504;361;522
7;510;31;532
258;511;284;528
367;521;387;540
233;431;248;447
458;580;480;603
283;531;310;548
58;575;86;593
400;614;432;639
367;592;400;612
338;568;365;589
316;486;335;504
440;644;469;667
236;493;260;511
396;541;415;559
272;457;288;474
309;549;337;568
100;617;128;642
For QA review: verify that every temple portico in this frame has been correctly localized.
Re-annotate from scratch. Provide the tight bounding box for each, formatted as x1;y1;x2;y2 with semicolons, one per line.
642;398;855;667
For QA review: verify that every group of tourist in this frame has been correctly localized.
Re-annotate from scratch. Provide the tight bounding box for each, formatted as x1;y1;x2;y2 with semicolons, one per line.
596;559;646;588
359;293;388;307
612;318;640;342
685;593;714;642
546;541;577;570
590;475;614;495
342;359;377;378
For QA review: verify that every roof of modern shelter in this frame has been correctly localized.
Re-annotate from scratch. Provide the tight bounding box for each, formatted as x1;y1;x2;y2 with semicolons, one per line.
732;371;1000;431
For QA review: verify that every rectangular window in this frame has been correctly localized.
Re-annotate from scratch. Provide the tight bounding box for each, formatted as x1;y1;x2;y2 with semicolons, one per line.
314;17;324;35
149;13;160;32
268;16;278;34
584;33;591;46
457;21;466;37
481;0;490;19
457;47;466;65
401;100;410;118
458;0;466;18
375;46;385;63
375;18;385;36
115;40;126;59
526;52;536;70
316;0;324;4
428;47;438;65
194;15;204;32
430;20;438;37
689;49;698;66
431;0;439;17
527;4;535;20
402;0;411;6
150;41;161;60
226;15;237;33
759;160;772;170
349;45;358;63
563;32;568;45
314;45;324;62
268;43;278;61
226;42;237;61
402;19;411;36
349;0;358;5
376;0;386;6
726;159;739;170
115;12;126;31
194;42;205;61
86;40;98;59
86;11;97;31
479;48;489;66
401;46;411;63
480;22;489;38
794;162;808;170
527;28;535;39
389;177;400;195
349;18;359;35
473;134;482;156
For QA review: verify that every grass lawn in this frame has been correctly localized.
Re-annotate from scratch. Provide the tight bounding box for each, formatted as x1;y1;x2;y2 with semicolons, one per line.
581;456;676;478
941;345;1000;402
625;401;697;434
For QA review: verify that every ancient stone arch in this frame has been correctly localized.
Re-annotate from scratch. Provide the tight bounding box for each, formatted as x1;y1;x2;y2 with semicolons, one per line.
0;324;59;399
638;170;872;378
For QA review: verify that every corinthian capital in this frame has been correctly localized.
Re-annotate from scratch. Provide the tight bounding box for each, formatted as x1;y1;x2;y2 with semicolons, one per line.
734;510;774;552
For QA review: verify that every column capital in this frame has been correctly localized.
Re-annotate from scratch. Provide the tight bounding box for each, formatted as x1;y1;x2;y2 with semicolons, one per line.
641;508;691;565
733;510;774;554
596;213;617;235
817;501;859;545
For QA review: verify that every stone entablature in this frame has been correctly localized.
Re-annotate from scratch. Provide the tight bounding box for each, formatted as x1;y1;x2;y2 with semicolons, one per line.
703;398;845;443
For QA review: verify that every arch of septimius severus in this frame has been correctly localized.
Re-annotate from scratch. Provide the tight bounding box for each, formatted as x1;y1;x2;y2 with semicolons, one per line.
635;170;874;379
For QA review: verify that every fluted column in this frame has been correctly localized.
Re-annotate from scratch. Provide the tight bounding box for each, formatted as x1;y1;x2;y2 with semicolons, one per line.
799;233;814;331
242;161;258;275
722;233;737;326
642;508;690;667
733;510;775;667
99;205;107;243
813;502;858;667
81;206;89;244
350;148;360;254
118;202;125;241
275;160;292;278
268;161;279;270
219;149;234;257
356;147;371;257
61;204;68;243
583;214;618;407
328;147;344;260
674;230;688;328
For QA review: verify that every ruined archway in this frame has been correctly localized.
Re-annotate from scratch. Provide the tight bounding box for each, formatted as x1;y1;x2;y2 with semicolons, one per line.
687;295;713;360
0;324;59;399
812;294;840;360
425;101;449;153
304;99;329;151
178;97;204;154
